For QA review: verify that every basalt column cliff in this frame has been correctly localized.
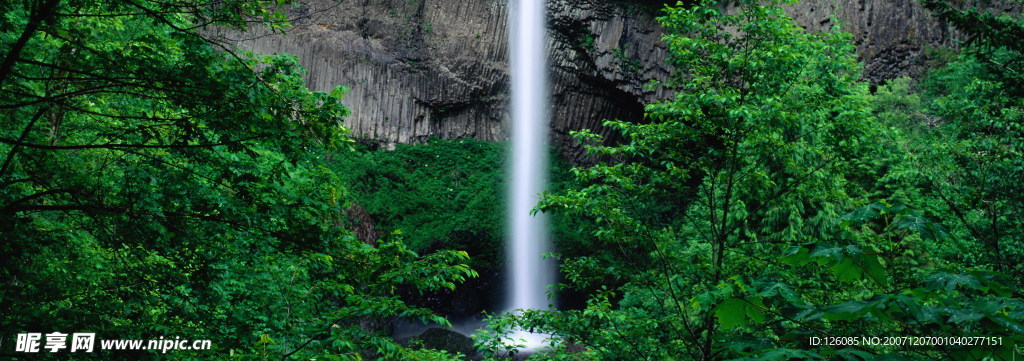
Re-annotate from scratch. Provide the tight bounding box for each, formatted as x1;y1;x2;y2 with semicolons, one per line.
208;0;1005;156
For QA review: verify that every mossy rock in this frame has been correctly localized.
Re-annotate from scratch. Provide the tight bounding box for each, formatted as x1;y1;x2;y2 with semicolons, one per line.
409;328;478;359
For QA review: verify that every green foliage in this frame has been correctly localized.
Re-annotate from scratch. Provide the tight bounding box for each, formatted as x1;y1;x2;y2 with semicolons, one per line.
479;0;1024;360
329;138;506;270
920;0;1024;96
915;0;1024;285
0;0;472;359
488;0;876;358
612;46;642;74
330;139;588;274
581;33;596;51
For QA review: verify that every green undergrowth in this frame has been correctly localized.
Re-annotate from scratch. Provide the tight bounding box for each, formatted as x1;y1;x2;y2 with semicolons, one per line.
328;138;588;272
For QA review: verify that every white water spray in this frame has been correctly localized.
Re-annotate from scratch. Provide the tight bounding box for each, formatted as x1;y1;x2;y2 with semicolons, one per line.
507;0;555;349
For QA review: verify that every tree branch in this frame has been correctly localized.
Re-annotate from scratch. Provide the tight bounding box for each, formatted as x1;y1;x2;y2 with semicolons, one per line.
0;107;48;177
0;0;61;87
0;135;267;150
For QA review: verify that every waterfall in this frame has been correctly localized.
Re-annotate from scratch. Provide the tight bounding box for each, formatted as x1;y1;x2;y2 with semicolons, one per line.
506;0;555;348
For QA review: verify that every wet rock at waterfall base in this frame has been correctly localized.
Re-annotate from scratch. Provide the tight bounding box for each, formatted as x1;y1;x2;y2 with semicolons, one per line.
406;328;481;359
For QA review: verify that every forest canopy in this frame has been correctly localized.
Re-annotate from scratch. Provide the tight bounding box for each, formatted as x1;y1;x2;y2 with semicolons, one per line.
476;0;1024;360
1;0;473;359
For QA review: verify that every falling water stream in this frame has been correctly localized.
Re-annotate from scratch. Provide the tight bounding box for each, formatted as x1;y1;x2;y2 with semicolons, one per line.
507;0;555;349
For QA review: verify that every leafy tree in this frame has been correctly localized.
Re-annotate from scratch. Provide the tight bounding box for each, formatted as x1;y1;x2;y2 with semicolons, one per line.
480;0;873;358
1;0;473;359
918;0;1024;286
477;1;1024;360
329;139;588;271
330;139;507;267
920;0;1024;96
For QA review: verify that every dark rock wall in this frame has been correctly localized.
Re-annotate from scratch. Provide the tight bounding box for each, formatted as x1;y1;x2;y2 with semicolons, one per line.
207;0;514;147
207;0;670;157
545;0;672;159
783;0;956;84
207;0;1016;155
788;0;1020;83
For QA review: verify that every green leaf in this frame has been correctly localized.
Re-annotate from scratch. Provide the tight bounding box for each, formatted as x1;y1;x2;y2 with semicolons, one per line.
835;202;886;227
834;348;876;361
757;282;803;305
861;253;889;287
823;300;870;322
750;348;824;360
746;297;767;324
893;214;948;240
716;298;749;330
925;272;981;291
827;258;862;283
872;353;915;361
781;246;811;266
948;309;985;323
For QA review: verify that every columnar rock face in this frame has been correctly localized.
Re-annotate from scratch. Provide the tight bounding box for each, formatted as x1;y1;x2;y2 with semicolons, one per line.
791;0;1020;84
208;0;1014;156
209;0;670;158
782;0;961;84
207;0;516;147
